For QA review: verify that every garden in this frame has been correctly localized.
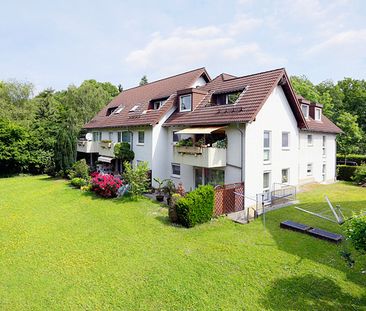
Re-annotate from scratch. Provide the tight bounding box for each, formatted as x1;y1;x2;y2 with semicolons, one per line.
0;175;365;310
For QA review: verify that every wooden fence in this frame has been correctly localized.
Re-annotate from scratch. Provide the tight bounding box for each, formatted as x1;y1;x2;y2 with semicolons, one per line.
214;182;244;216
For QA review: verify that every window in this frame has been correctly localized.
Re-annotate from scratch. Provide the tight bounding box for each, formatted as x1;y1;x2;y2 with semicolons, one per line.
322;136;326;156
322;164;326;181
173;131;180;143
114;106;124;114
118;131;131;143
315;108;321;121
263;171;271;201
225;92;241;105
92;131;102;142
281;169;289;183
179;94;192;112
138;131;144;144
129;105;139;112
171;163;181;177
153;101;161;110
108;132;113;141
263;131;271;162
307;134;313;146
301;104;309;118
307;163;313;176
282;132;290;149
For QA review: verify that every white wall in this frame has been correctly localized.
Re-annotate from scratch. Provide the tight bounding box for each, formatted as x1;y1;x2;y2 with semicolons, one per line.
244;86;300;207
190;76;207;88
298;132;336;184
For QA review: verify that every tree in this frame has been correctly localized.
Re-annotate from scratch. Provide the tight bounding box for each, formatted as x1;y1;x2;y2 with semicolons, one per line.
139;75;148;86
114;142;135;164
336;112;363;160
123;161;149;197
54;125;76;175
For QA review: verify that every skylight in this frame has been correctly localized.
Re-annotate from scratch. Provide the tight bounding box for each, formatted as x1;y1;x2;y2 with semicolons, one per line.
114;106;124;114
129;105;139;112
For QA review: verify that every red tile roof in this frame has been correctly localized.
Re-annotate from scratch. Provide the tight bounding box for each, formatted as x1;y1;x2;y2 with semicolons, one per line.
83;67;210;129
303;115;342;134
164;68;307;128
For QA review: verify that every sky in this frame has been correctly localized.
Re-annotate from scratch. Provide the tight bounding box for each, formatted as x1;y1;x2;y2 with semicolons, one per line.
0;0;365;92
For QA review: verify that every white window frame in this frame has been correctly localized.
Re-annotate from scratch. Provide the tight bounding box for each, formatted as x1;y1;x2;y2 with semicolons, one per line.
282;131;290;150
307;163;313;176
315;108;322;121
307;134;313;146
137;131;145;145
301;104;309;119
263;171;271;202
171;163;181;178
322;135;326;157
281;168;290;184
322;164;326;181
108;132;113;141
263;130;271;163
179;94;192;112
118;131;131;143
92;131;102;142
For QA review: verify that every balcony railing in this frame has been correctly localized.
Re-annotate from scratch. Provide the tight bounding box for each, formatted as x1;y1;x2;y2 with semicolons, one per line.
173;146;226;168
77;140;115;157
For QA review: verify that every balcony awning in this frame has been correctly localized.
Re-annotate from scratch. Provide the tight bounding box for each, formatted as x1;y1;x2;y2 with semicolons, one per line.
97;156;114;163
176;126;226;135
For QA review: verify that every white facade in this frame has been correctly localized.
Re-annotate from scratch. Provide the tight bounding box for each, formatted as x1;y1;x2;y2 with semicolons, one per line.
78;85;338;203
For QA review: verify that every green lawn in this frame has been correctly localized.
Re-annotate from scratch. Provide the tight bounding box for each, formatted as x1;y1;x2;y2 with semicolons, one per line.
0;176;365;310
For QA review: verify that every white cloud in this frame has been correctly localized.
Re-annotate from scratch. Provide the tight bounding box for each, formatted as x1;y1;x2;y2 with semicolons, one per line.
305;29;366;55
228;15;262;36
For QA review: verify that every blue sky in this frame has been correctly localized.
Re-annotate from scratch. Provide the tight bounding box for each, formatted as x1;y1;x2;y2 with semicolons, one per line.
0;0;365;92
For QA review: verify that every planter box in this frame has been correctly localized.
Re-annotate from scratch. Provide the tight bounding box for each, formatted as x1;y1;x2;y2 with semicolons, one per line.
176;146;202;154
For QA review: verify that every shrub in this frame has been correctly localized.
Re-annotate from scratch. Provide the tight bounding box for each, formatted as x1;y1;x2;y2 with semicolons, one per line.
343;211;366;253
337;165;357;181
91;174;123;198
337;154;366;166
80;184;92;192
114;142;135;163
176;185;214;228
123;161;149;197
71;177;88;188
68;159;89;180
352;164;366;185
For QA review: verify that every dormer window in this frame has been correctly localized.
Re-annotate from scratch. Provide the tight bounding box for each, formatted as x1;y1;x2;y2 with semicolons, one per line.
315;108;322;121
179;94;192;112
225;92;241;105
149;99;167;110
301;104;309;119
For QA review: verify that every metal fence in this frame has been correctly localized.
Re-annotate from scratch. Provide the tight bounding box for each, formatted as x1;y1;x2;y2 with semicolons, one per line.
214;182;244;216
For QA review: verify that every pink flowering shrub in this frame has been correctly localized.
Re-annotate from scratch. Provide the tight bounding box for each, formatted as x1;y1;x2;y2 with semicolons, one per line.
90;171;100;178
91;174;123;198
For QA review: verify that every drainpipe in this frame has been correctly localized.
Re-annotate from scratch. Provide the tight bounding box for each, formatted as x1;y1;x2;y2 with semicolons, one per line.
236;123;244;182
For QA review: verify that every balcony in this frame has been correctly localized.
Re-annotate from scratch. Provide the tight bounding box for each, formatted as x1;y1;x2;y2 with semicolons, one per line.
76;140;115;157
98;141;115;157
173;146;226;168
77;141;99;153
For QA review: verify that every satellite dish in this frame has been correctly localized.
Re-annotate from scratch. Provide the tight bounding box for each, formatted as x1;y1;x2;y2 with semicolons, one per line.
85;133;93;141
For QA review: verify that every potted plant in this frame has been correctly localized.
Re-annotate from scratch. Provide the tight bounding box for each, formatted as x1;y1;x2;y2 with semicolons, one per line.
153;177;166;202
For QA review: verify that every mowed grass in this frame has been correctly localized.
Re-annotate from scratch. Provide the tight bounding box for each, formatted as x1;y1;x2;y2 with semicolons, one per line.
0;176;365;310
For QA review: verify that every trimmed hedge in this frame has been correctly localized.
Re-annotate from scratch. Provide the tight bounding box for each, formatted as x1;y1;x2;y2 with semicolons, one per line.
176;185;214;228
337;165;357;181
337;154;366;165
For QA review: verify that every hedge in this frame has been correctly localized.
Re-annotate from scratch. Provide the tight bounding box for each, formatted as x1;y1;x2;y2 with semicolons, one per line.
337;165;357;181
337;154;366;165
176;185;214;228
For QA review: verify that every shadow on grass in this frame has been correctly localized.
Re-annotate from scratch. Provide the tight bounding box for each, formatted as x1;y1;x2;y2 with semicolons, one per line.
261;274;366;310
264;200;366;287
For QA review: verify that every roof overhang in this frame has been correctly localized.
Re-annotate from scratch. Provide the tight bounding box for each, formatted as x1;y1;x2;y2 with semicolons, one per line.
176;126;226;134
97;156;114;163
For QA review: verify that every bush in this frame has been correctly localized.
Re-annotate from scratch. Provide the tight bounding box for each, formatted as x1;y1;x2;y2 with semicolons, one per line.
70;177;88;188
176;185;214;228
352;164;366;185
91;174;123;198
337;154;366;165
114;142;135;163
68;159;89;180
343;211;366;253
123;161;149;197
337;165;357;181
